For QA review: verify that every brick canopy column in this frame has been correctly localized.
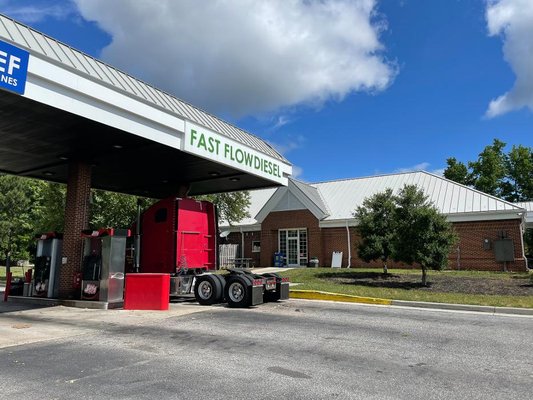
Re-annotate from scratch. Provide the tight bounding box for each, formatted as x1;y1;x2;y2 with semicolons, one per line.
58;161;92;299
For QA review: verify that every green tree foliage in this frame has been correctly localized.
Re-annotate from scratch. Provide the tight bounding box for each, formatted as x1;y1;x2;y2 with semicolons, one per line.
354;188;396;274
444;139;533;202
356;185;456;285
34;182;66;233
393;185;457;286
468;139;507;197
0;175;42;263
502;145;533;202
89;190;154;229
443;157;470;185
194;191;250;225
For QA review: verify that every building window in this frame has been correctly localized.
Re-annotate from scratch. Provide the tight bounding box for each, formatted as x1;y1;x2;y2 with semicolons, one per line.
252;241;261;253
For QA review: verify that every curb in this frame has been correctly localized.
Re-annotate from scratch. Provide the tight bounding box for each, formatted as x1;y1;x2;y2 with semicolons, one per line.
289;290;391;305
289;290;533;316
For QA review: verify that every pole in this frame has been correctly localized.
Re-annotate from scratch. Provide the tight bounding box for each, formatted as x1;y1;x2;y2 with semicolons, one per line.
134;199;142;273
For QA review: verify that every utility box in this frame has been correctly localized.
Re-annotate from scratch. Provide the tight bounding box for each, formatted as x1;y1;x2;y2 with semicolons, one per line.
493;239;514;262
81;228;130;303
33;232;62;298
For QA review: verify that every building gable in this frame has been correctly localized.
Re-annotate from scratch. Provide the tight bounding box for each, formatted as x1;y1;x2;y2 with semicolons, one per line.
256;179;329;223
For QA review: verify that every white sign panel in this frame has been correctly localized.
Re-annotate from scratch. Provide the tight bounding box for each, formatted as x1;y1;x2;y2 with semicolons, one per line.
183;121;290;185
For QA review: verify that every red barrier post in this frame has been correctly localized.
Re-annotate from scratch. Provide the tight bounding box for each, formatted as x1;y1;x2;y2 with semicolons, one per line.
3;271;12;302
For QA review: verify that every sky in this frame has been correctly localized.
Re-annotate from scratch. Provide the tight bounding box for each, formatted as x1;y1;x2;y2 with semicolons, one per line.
0;0;531;183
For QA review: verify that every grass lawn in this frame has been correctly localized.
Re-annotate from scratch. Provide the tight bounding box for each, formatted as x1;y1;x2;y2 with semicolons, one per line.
0;266;27;282
279;267;533;308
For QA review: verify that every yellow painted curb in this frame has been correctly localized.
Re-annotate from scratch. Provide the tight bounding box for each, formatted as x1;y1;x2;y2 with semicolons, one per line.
290;289;391;305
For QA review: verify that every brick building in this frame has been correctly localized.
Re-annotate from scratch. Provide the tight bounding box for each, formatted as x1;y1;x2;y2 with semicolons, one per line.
221;171;529;271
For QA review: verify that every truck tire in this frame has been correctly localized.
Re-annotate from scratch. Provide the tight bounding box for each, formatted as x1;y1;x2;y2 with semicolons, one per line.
262;273;282;302
212;274;226;301
194;275;222;305
224;276;250;308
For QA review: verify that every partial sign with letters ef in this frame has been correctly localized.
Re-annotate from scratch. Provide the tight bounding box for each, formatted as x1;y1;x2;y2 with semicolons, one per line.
0;39;29;95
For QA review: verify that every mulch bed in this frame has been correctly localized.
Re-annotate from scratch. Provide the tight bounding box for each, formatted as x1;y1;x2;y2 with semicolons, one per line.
317;271;533;296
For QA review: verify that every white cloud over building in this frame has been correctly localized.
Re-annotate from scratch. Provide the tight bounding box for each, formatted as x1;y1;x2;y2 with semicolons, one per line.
74;0;396;117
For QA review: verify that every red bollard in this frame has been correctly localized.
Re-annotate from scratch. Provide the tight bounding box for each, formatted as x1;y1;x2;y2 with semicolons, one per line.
3;272;12;302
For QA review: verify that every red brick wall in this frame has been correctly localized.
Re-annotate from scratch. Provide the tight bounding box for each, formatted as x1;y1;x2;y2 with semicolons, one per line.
59;162;92;299
322;227;351;267
260;210;322;267
450;219;526;271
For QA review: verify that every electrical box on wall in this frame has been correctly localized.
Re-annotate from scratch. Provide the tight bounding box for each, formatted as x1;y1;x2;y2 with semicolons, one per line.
493;239;514;262
483;238;491;250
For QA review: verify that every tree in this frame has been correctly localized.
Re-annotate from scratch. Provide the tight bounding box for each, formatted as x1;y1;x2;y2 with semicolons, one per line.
0;175;42;266
33;182;66;233
502;145;533;202
468;139;507;197
89;190;154;229
443;157;470;186
354;188;396;274
393;185;457;286
194;191;250;225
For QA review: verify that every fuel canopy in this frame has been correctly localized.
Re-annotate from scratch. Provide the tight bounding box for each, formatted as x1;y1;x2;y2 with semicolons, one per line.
0;14;292;198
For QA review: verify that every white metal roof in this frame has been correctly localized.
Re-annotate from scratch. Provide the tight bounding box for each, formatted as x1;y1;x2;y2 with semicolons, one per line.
226;171;525;228
515;201;533;212
515;201;533;227
0;13;287;163
312;171;523;221
222;187;277;227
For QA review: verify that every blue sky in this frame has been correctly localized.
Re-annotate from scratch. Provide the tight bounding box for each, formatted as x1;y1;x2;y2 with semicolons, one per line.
1;0;531;183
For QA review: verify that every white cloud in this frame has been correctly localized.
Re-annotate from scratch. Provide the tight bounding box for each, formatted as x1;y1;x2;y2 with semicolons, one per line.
394;162;430;174
0;0;76;23
267;135;306;156
73;0;396;117
431;168;445;177
485;0;533;117
291;166;304;179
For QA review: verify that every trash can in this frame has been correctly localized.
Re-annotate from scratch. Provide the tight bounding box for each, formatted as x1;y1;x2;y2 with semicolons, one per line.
308;257;319;268
10;278;24;296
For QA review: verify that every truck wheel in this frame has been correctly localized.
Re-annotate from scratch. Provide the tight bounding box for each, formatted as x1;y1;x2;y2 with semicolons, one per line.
224;276;250;308
194;275;222;305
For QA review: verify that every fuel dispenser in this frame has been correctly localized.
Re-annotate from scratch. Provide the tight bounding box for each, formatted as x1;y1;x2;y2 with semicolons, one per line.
80;228;130;302
33;232;63;298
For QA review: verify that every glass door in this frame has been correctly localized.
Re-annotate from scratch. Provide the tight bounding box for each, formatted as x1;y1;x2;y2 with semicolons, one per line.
279;229;307;267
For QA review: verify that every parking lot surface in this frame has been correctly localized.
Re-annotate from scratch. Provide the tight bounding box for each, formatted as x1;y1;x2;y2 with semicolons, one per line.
0;298;532;399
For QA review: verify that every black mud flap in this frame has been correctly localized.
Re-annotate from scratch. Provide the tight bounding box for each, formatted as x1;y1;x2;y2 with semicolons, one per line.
279;282;290;300
251;284;264;306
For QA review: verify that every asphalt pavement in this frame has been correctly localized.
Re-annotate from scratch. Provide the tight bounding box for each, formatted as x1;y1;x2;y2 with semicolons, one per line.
0;298;532;399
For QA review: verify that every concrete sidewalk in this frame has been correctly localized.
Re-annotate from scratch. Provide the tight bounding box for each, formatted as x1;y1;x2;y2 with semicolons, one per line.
0;296;214;349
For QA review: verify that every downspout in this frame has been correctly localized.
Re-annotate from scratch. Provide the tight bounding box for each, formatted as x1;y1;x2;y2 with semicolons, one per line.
519;212;528;270
345;220;351;268
240;227;245;258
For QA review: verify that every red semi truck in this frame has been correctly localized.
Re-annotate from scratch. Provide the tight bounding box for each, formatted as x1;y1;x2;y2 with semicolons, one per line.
128;196;289;307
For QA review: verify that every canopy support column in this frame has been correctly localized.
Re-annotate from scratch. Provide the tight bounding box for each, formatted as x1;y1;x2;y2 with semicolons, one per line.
58;162;92;299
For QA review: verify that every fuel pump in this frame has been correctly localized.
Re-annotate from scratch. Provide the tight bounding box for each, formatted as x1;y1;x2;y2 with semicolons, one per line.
80;228;130;303
33;232;62;298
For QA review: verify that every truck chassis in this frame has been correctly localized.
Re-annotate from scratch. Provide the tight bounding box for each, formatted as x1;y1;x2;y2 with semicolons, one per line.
170;269;289;307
